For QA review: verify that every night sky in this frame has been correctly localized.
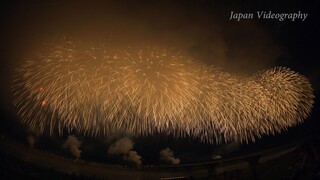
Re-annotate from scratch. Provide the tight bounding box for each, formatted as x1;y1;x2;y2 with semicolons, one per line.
0;0;319;166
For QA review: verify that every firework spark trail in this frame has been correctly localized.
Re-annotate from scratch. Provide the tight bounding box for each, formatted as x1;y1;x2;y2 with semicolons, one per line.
11;39;315;143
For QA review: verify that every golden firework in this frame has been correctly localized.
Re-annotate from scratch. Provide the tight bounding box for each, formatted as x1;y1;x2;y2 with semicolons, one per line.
11;38;315;143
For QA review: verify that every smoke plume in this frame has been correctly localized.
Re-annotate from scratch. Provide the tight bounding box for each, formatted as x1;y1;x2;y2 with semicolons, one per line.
26;128;41;148
159;148;180;165
63;135;81;159
123;150;142;167
107;137;134;155
108;137;142;166
27;134;36;148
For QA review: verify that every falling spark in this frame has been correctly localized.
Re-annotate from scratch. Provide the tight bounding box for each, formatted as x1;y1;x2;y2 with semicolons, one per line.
11;38;315;143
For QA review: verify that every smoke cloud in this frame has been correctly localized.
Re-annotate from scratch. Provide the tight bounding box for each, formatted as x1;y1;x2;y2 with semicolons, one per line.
214;141;241;156
212;154;222;160
107;137;134;155
124;151;142;167
63;135;81;159
159;148;180;165
108;137;142;166
27;134;36;148
26;128;41;148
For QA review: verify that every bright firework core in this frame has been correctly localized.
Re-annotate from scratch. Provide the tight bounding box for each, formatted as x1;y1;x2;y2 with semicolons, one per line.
11;38;315;144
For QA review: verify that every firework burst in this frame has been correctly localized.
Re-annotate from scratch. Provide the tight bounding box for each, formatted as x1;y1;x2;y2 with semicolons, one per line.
11;38;315;143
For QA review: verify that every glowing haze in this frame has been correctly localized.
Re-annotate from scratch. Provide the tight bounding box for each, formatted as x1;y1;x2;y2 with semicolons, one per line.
11;38;314;143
